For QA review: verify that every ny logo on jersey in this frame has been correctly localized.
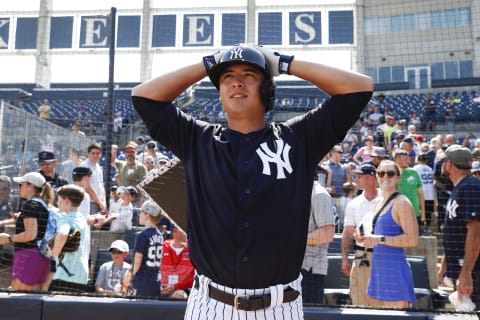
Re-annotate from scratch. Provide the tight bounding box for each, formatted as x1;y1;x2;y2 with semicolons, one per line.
256;139;293;179
446;199;459;220
228;47;243;59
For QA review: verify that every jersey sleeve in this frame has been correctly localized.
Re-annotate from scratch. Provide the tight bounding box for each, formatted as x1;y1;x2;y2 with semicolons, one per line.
461;181;480;222
285;91;372;165
134;232;148;254
132;96;200;160
21;200;44;219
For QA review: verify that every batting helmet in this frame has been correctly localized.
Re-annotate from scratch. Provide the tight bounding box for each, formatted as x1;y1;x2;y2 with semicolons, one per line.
208;45;276;112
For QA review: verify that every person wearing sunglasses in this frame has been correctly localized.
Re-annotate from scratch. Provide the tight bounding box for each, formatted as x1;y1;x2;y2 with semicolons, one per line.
0;172;54;291
360;160;419;308
95;240;131;296
342;162;382;307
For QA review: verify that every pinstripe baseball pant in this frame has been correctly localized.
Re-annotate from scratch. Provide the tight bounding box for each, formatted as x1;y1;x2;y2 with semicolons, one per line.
184;274;304;320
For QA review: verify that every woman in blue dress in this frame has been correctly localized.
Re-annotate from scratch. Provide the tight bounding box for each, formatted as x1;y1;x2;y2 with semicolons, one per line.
360;160;419;308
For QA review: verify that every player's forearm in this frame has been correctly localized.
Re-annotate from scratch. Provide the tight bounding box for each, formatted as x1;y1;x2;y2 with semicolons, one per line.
132;62;206;102
289;60;373;96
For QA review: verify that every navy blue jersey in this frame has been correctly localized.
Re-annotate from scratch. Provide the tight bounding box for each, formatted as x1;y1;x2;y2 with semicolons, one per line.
133;92;371;288
132;227;163;296
443;175;480;278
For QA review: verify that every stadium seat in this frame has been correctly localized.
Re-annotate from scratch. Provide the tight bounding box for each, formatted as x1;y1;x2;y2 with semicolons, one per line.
124;228;141;249
323;255;448;310
408;256;449;310
324;255;351;305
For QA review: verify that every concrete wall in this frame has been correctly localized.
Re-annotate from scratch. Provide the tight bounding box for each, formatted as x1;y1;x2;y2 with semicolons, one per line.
0;293;465;320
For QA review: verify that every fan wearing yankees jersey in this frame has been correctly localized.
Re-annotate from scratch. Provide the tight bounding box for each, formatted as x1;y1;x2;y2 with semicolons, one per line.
132;44;373;319
439;145;480;310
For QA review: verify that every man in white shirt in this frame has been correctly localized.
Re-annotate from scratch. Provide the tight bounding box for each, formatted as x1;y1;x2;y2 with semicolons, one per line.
341;162;382;306
81;143;106;214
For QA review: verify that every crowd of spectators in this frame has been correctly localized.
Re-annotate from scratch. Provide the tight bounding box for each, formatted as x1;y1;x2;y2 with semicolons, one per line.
0;130;195;300
0;91;479;308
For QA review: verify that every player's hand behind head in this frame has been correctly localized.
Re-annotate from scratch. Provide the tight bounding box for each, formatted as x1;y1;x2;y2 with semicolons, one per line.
254;45;294;76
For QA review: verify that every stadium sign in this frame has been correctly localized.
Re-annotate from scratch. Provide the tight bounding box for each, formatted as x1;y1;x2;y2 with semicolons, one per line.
0;10;353;50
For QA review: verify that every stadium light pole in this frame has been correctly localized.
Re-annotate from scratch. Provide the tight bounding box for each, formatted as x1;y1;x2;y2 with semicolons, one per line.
104;7;116;210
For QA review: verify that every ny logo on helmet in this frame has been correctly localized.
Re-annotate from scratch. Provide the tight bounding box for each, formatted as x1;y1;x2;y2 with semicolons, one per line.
256;139;293;179
229;47;243;60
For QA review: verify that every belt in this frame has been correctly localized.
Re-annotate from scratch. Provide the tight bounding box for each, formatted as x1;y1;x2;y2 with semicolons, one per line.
330;194;344;198
353;244;373;252
193;277;300;311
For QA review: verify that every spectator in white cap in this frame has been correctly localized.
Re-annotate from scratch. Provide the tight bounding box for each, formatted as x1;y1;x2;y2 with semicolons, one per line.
137;140;169;168
95;239;131;296
0;172;54;291
123;200;163;297
108;186;138;232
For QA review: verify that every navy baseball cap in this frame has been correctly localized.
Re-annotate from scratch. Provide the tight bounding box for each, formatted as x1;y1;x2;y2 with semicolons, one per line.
352;163;376;176
402;137;414;145
125;186;138;198
38;151;56;163
417;153;428;162
72;166;92;177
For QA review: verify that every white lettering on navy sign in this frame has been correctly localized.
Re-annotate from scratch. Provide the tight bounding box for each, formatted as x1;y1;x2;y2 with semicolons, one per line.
82;17;108;47
0;19;9;48
184;15;212;45
294;13;316;43
446;199;458;219
256;139;293;179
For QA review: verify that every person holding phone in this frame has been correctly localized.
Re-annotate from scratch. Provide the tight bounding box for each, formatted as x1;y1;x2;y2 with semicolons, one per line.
342;162;382;306
360;160;419;308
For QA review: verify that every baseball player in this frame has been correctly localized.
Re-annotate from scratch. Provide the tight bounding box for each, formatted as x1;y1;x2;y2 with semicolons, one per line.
132;44;373;319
